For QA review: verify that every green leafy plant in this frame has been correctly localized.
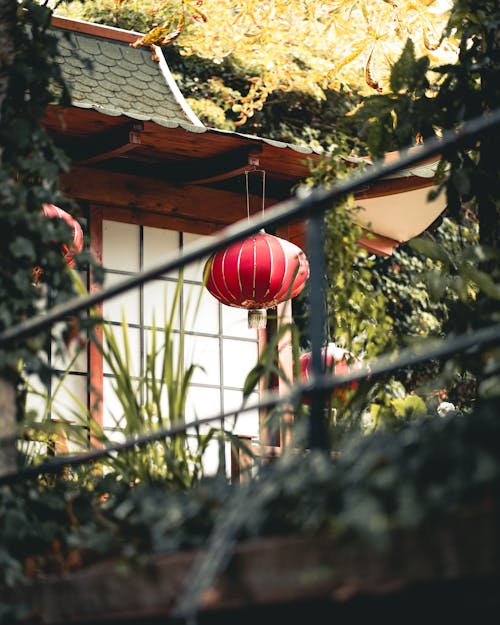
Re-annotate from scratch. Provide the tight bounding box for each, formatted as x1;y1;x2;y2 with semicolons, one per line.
17;266;224;488
92;314;216;487
64;270;221;487
19;345;91;467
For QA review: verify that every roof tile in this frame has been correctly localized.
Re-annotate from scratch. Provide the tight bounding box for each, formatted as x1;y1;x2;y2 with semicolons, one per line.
54;28;194;126
100;41;124;61
75;34;101;56
108;64;133;79
102;71;124;87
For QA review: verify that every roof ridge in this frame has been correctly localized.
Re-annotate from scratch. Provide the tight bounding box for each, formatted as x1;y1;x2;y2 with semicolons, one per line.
51;15;144;43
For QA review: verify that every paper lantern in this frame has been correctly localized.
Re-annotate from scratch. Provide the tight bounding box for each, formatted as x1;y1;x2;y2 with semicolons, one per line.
204;230;309;328
42;203;84;267
300;343;362;403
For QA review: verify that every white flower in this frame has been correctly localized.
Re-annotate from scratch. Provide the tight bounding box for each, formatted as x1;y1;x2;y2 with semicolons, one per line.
437;401;455;417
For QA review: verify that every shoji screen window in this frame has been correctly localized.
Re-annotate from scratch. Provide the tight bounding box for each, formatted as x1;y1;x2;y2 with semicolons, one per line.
100;221;259;474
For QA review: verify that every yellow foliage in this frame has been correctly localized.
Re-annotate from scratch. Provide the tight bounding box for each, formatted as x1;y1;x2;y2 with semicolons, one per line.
55;0;458;123
181;1;456;104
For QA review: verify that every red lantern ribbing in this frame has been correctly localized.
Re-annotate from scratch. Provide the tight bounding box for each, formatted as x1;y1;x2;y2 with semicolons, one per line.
42;203;84;267
204;230;309;329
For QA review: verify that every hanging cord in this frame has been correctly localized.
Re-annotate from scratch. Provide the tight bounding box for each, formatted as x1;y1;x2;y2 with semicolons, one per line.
244;168;266;222
244;167;268;328
245;169;250;221
261;169;266;217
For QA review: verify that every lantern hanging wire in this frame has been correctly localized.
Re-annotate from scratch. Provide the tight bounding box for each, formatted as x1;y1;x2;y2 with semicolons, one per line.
245;166;267;328
245;167;266;221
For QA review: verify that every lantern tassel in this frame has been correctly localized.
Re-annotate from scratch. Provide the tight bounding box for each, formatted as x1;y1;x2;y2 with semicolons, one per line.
248;309;267;329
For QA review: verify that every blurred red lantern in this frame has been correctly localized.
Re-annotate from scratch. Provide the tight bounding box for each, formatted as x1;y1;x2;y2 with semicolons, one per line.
300;343;363;403
204;230;309;328
42;203;84;268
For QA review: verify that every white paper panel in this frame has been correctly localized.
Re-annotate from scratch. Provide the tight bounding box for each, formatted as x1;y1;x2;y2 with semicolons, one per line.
102;221;140;271
143;226;179;276
223;389;259;437
182;232;213;282
102;324;141;377
143;279;180;330
183;284;219;335
198;437;223;476
24;374;48;422
101;429;127;444
102;377;129;431
50;321;88;373
140;384;174;429
102;273;141;325
222;305;257;339
183;334;221;386
223;338;258;389
143;328;180;383
51;341;88;374
49;373;88;426
185;385;221;424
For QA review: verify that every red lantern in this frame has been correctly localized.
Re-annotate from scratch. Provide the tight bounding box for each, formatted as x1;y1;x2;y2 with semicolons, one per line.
300;343;362;403
42;203;84;268
204;230;309;328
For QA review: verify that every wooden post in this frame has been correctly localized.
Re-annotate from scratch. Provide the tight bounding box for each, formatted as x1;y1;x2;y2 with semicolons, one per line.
88;205;104;449
0;376;17;478
277;299;294;449
275;225;296;450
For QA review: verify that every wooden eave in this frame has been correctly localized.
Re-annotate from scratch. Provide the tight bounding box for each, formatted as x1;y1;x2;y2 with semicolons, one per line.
44;105;318;193
44;104;438;247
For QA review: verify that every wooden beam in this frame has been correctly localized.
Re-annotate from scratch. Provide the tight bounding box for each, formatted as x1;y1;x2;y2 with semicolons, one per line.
98;204;224;237
94;156;294;201
61;165;275;225
60;123;143;165
182;146;262;185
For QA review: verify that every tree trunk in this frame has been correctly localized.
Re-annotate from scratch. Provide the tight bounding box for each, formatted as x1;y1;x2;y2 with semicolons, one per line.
0;376;17;478
0;0;16;124
0;0;18;476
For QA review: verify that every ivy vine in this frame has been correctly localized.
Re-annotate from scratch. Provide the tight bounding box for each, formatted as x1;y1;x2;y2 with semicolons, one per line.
0;1;101;389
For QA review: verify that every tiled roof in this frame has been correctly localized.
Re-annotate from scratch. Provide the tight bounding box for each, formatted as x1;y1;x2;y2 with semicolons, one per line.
51;18;323;157
54;26;201;126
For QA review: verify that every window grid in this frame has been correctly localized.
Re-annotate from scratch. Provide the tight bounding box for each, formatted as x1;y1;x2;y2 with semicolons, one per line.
101;223;259;452
36;219;260;471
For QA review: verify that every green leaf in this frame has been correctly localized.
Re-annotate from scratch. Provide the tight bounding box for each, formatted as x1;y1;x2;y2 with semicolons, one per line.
461;265;500;299
409;237;450;264
9;236;36;261
390;39;416;93
450;168;471;197
391;394;427;419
